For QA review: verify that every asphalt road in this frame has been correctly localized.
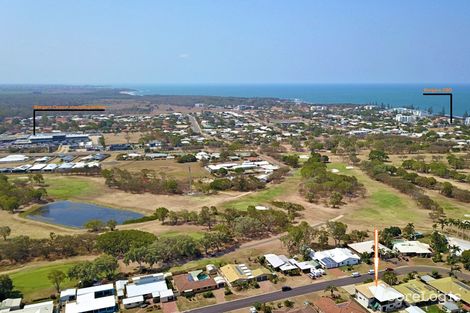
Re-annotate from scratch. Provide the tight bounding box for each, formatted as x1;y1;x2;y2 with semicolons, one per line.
188;114;202;134
184;266;470;313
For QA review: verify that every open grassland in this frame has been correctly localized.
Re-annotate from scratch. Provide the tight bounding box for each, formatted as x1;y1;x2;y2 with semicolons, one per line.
8;262;80;301
102;158;210;179
221;170;302;210
423;190;470;220
102;132;143;145
44;175;241;214
0;210;79;238
158;230;204;240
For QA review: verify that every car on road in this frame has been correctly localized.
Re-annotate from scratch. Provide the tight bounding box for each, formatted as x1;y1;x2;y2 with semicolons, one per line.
368;269;375;275
282;286;292;291
385;267;394;272
351;272;361;277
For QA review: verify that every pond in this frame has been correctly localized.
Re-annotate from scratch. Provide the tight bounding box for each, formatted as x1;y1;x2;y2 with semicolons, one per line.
26;201;144;228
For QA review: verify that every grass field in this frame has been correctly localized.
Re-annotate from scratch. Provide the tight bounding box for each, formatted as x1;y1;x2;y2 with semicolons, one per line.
45;175;103;199
159;230;204;240
425;191;470;220
221;170;301;210
328;162;433;229
9;262;80;301
102;158;209;179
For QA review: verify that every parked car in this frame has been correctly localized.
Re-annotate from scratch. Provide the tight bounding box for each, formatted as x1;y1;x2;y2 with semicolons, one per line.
282;286;292;291
368;269;375;275
351;272;361;277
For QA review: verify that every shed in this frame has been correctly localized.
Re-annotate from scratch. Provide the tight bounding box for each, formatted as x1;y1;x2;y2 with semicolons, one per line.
206;264;217;275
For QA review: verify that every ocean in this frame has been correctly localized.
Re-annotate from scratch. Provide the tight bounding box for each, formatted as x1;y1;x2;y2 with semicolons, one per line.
119;84;470;116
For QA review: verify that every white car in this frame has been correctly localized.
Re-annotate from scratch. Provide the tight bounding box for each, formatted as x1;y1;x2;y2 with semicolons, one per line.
351;272;361;278
368;269;375;275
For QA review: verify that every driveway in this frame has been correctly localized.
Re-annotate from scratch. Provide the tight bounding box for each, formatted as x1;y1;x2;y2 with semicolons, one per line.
213;289;226;303
161;301;179;313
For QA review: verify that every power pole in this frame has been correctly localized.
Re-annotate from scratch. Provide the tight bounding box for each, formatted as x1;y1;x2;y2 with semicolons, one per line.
188;165;192;194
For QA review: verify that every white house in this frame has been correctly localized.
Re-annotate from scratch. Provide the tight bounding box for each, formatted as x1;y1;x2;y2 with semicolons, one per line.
355;281;404;312
393;241;432;257
446;237;470;256
125;274;174;303
65;284;116;313
310;248;360;269
348;240;392;256
264;254;297;273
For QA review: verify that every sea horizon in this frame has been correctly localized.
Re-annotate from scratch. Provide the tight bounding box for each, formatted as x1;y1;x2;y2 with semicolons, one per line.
116;83;470;116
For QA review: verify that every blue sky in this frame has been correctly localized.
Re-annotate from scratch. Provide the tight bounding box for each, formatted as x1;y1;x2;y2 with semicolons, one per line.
1;0;469;84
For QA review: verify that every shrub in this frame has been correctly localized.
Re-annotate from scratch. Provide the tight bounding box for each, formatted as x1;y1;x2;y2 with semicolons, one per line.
202;291;214;298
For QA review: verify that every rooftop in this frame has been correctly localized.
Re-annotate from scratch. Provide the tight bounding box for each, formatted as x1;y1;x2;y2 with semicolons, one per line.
356;280;404;302
392;241;432;254
173;273;217;292
348;240;392;254
394;279;439;304
428;277;470;304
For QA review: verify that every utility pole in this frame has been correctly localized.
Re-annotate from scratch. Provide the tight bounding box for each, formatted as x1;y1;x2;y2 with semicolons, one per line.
188;165;192;194
374;228;379;286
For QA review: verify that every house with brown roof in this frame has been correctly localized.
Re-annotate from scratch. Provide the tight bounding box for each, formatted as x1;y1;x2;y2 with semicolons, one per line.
312;297;367;313
173;270;218;296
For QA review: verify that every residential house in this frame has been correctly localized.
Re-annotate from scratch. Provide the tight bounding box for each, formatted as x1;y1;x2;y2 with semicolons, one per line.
125;274;174;303
392;241;432;257
64;284;117;313
394;279;439;306
173;270;218;296
2;302;53;313
264;254;297;273
312;297;367;313
219;264;272;286
355;280;405;312
311;248;360;269
427;277;470;306
348;240;392;256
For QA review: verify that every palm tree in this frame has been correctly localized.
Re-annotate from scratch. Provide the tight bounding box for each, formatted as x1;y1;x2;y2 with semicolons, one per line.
324;285;338;299
450;245;461;256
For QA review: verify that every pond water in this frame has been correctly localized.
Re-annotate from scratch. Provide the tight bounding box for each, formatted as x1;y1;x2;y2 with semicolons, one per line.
27;201;144;228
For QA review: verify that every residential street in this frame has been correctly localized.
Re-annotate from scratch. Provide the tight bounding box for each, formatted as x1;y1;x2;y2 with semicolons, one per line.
184;266;470;313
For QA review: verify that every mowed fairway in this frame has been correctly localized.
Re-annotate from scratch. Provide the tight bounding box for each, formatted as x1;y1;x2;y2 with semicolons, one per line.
8;262;80;301
327;162;433;229
45;175;103;199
